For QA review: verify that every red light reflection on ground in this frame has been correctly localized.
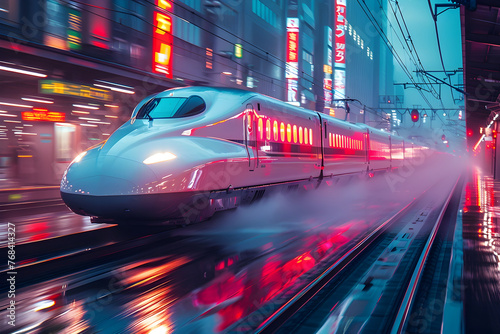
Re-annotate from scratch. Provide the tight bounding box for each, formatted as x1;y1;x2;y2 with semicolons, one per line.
24;222;48;233
191;223;360;331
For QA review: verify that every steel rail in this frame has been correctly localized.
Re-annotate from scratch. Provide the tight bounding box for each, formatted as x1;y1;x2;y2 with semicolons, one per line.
255;197;417;333
390;176;461;334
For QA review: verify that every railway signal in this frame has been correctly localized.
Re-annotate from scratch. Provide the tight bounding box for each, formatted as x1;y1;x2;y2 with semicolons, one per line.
411;109;419;122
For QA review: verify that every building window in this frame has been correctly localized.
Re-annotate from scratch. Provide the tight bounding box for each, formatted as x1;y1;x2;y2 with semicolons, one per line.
302;50;313;80
115;0;146;33
252;0;278;28
173;16;201;47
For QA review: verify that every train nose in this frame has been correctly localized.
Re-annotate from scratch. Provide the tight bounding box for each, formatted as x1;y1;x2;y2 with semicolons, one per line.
61;155;157;195
60;155;159;217
61;174;138;195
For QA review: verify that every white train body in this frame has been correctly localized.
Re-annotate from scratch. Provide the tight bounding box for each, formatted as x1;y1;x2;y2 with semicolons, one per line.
60;87;429;224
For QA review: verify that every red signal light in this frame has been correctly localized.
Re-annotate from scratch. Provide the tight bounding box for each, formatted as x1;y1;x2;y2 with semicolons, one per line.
411;109;419;122
467;129;473;137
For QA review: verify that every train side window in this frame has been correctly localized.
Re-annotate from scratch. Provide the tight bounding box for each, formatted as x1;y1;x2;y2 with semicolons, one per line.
266;119;271;140
258;118;264;140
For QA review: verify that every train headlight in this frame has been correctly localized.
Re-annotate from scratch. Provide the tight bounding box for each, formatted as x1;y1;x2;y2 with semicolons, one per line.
143;152;177;164
71;151;87;164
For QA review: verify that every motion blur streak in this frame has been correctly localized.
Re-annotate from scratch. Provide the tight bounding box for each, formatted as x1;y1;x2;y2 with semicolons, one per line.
118;257;189;333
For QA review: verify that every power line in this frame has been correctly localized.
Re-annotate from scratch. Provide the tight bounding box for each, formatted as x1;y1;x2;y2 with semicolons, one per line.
427;0;457;101
388;0;441;99
355;0;435;111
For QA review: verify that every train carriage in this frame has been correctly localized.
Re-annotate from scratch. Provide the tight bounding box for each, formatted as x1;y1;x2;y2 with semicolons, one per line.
60;86;431;225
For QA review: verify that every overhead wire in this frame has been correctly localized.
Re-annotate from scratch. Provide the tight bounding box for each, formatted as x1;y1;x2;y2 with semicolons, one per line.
427;0;458;104
384;0;446;113
355;0;435;112
388;0;442;99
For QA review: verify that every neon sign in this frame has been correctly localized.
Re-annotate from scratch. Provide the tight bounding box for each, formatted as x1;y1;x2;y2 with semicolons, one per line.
235;44;243;58
22;109;66;122
153;0;173;78
335;0;346;67
286;18;300;105
334;0;346;107
68;7;82;50
334;69;346;101
324;26;333;106
40;80;112;101
287;31;299;62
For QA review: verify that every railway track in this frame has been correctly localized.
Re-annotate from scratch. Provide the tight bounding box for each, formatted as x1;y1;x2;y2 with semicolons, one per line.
0;198;68;219
228;174;463;334
0;224;183;290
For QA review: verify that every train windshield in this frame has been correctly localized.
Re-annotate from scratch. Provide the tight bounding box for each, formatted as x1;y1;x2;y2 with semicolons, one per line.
136;96;206;119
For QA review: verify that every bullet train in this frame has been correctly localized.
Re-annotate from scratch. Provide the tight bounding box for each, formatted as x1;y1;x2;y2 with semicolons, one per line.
61;86;431;225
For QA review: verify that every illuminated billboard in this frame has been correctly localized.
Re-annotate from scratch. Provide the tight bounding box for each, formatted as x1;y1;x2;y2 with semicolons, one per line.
68;7;82;50
334;0;346;107
335;0;346;68
334;69;345;100
287;32;299;62
324;26;333;106
40;80;112;101
153;0;173;79
286;18;299;105
22;109;66;122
